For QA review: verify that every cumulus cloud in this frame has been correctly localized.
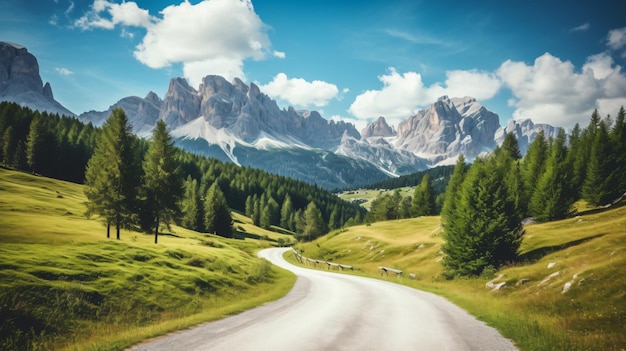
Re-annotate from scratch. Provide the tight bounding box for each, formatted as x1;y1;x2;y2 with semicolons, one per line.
607;27;626;50
497;52;626;127
259;73;340;107
348;67;500;120
75;0;280;87
75;0;153;29
55;67;74;76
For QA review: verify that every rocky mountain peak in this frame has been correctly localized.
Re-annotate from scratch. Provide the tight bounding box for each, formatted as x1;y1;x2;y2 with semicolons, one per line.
0;41;74;116
361;116;396;138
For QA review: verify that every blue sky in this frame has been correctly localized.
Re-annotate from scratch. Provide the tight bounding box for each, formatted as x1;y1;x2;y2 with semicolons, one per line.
2;0;626;130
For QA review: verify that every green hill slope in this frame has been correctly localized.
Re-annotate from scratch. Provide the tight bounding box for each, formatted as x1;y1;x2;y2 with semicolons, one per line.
294;204;626;351
0;167;296;351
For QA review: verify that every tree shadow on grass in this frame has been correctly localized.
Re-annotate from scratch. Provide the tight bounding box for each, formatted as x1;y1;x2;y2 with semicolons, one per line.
518;233;606;264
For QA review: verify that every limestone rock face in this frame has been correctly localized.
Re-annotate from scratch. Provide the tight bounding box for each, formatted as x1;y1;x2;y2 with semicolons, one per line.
361;116;396;138
161;78;200;129
394;96;499;164
0;41;74;116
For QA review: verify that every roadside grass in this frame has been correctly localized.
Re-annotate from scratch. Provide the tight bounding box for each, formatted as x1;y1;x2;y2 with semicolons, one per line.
0;167;296;350
292;203;626;351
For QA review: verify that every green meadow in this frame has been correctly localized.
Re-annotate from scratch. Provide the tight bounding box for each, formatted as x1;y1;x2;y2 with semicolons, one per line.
0;167;296;351
293;202;626;351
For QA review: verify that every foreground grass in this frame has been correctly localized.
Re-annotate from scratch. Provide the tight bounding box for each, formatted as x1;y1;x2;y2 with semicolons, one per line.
0;168;296;350
293;204;626;351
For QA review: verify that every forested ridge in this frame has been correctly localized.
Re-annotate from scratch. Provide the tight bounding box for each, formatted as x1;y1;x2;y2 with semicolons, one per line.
0;102;364;240
441;107;626;277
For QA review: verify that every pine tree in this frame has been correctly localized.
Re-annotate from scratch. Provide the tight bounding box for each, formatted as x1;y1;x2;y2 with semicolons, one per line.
203;182;233;237
441;155;524;277
26;117;44;174
280;195;294;229
521;129;548;215
84;108;140;239
302;202;326;241
611;106;626;195
500;132;522;160
2;126;16;167
181;176;202;231
411;174;435;216
583;121;618;205
530;129;574;221
441;154;466;229
142;120;182;243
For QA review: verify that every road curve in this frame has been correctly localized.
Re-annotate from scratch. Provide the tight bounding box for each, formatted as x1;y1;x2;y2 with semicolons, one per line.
128;247;517;351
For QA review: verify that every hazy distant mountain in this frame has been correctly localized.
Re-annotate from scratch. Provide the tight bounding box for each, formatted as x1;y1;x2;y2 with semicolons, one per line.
79;92;162;136
0;41;74;117
494;118;562;154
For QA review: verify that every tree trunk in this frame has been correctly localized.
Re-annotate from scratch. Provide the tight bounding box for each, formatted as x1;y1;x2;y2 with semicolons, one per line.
154;214;159;244
116;222;120;240
106;221;110;238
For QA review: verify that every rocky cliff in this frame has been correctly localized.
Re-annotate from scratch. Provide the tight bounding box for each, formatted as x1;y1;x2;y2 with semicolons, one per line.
0;41;74;116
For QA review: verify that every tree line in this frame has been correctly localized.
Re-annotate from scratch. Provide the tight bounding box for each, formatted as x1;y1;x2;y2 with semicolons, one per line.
0;103;365;242
441;107;626;277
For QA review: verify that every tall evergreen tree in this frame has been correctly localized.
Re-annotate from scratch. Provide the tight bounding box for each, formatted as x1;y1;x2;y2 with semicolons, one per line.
26;117;44;174
441;154;466;229
280;195;294;229
521;129;548;215
181;176;203;231
530;129;574;221
411;174;435;216
142;120;182;243
611;106;626;195
301;202;326;241
84;108;140;239
2;126;16;167
583;121;618;205
203;182;233;237
500;132;522;160
441;155;524;277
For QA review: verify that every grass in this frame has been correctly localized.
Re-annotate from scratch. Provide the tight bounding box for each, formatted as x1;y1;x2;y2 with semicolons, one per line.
0;167;297;350
337;187;414;209
291;203;626;351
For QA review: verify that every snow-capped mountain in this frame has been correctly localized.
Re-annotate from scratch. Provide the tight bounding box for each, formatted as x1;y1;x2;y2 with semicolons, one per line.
0;41;74;117
76;74;556;188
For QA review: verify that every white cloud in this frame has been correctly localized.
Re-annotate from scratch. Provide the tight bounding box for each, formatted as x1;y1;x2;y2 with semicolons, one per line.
55;67;74;76
348;67;500;120
75;0;280;86
497;52;626;127
75;0;153;29
569;22;590;32
184;58;245;88
607;27;626;50
443;70;502;100
258;73;339;107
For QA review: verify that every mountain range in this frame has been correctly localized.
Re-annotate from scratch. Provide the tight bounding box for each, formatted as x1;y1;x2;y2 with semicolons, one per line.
0;41;560;189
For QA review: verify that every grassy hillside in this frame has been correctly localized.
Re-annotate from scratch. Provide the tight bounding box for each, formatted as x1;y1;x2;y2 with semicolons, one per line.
338;187;414;210
0;167;296;351
293;203;626;351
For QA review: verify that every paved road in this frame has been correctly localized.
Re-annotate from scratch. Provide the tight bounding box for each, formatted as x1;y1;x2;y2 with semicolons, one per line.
128;247;517;351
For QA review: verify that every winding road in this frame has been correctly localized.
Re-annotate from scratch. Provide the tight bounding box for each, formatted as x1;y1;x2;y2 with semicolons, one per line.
128;247;517;350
